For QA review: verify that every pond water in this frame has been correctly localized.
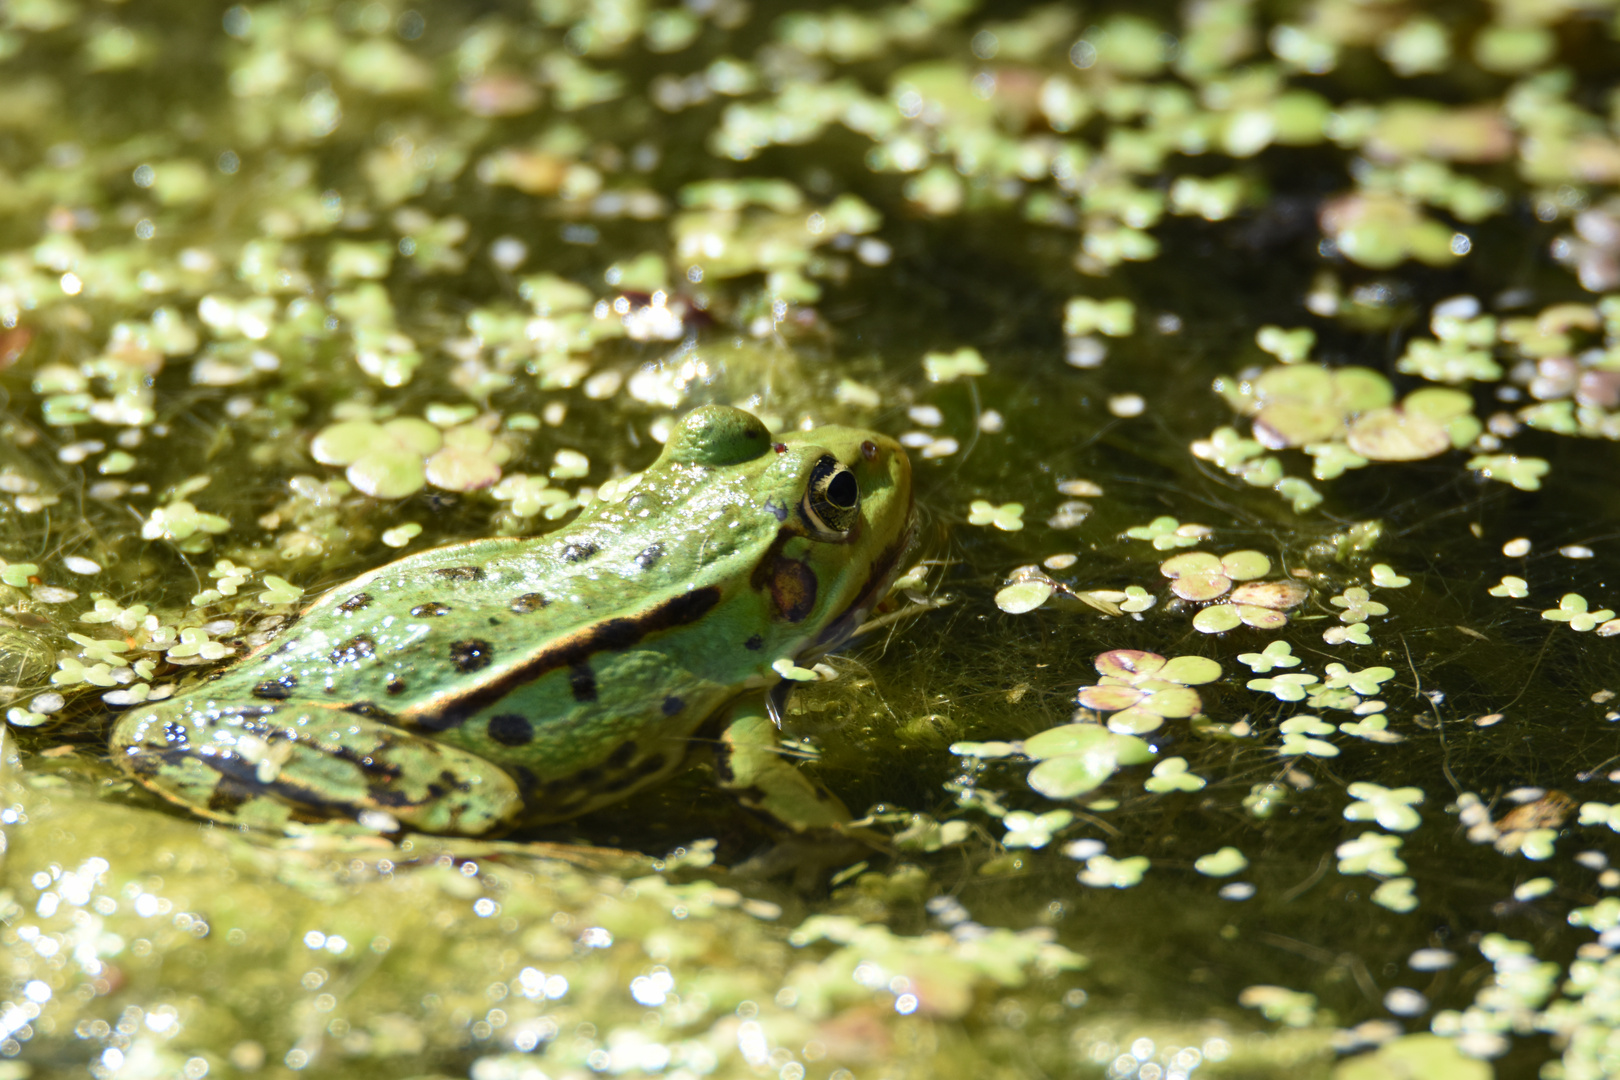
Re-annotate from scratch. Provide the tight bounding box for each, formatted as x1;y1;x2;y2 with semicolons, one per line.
3;1;1620;1078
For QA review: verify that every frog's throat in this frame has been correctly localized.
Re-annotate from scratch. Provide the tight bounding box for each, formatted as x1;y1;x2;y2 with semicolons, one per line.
805;511;917;659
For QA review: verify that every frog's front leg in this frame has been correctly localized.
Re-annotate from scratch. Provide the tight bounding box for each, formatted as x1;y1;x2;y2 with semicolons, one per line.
711;695;853;831
111;698;523;835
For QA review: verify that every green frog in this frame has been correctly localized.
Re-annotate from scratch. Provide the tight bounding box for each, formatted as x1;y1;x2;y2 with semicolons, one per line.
111;405;913;836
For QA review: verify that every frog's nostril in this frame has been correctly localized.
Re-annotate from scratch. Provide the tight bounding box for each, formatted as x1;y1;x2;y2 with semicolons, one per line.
861;440;877;461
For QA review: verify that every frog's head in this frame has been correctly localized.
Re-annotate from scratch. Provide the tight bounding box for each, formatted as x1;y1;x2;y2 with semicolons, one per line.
664;404;913;657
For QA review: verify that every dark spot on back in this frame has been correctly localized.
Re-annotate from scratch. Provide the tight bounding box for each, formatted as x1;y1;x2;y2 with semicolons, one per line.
662;695;684;716
329;634;375;665
560;541;599;563
385;673;407;696
365;786;417;809
633;542;665;570
337;592;374;614
431;585;722;727
252;675;298;700
413;709;465;732
345;701;393;720
564;766;602;790
745;634;763;651
432;566;485;582
487;713;534;747
218;705;278;718
411;602;451;617
568;663;597;702
607;741;638;768
448;639;493;674
206;786;249;815
510;593;548;613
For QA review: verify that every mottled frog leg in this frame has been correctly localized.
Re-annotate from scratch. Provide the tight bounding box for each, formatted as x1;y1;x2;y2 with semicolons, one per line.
111;701;523;836
711;694;852;831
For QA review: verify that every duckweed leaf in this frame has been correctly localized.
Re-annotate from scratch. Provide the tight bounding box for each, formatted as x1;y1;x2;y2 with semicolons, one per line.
1159;656;1223;685
1469;453;1550;491
1256;325;1315;363
1280;715;1335;736
1518;829;1558;861
1248;673;1320;701
1023;724;1154;800
1093;649;1165;682
1159;551;1231;601
1194;847;1248;877
1514;878;1555;901
1324;663;1396;694
948;741;1021;760
1238;985;1319;1028
1276;475;1325;513
257;576;302;606
1324;622;1373;646
1229;580;1308;611
1304;441;1370;480
1338;713;1406;744
1370;877;1419;913
994;580;1053;614
1192;604;1242;633
1143;757;1205;793
1191;427;1266;471
1119;586;1156;613
1305;685;1362;712
1244;782;1290;819
1077;854;1149;889
1344;782;1425;831
968;500;1024;531
1370;564;1411;588
1063;297;1135;337
1077;684;1148;712
1124;516;1209;550
923;347;987;382
1488;576;1528;598
1542;594;1616;632
1001;810;1073;849
772;658;821;682
1238;641;1299;673
1331;586;1389;622
1105;706;1169;735
1279;732;1339;757
1579;802;1620;832
1336;832;1407;876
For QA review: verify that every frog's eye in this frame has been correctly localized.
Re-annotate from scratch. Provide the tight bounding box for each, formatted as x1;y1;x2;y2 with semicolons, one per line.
802;455;860;536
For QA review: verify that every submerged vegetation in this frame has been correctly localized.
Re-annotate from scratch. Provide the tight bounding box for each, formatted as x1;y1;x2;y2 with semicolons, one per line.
5;0;1620;1077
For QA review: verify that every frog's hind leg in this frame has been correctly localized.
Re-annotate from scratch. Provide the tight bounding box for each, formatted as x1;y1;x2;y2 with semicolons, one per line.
710;695;852;831
111;701;523;836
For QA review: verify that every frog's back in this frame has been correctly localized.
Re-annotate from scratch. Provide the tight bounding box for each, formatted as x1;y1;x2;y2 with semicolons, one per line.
207;484;782;813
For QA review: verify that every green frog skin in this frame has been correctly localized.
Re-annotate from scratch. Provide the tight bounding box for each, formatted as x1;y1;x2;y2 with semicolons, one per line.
111;406;914;836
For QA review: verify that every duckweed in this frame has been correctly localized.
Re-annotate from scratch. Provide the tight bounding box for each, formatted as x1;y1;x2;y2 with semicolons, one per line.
1193;847;1248;877
1544;594;1617;632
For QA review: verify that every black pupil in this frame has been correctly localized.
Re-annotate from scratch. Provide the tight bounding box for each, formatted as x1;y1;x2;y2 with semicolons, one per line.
827;470;858;507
